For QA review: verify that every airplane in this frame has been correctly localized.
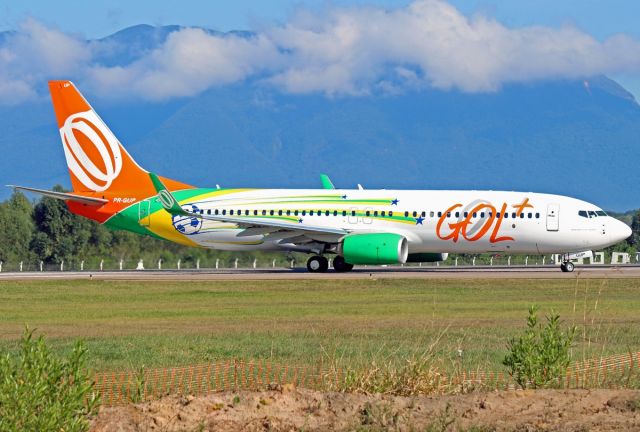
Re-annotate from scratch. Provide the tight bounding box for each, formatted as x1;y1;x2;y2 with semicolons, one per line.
9;81;632;273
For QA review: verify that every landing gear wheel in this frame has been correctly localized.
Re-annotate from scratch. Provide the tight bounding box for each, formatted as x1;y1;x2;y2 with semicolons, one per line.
560;261;575;272
307;255;328;273
333;256;354;273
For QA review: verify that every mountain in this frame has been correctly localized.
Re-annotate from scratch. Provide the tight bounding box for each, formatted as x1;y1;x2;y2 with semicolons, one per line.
1;25;639;211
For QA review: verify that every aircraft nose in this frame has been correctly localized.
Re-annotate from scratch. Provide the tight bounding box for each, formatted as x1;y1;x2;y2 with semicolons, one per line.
610;219;632;244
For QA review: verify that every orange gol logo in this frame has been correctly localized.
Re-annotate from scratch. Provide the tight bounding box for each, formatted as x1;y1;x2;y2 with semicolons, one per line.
436;198;533;243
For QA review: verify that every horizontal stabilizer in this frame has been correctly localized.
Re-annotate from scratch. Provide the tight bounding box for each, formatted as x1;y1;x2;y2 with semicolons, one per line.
7;185;108;206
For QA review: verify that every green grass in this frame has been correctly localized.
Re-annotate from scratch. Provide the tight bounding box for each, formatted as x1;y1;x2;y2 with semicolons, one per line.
0;278;638;372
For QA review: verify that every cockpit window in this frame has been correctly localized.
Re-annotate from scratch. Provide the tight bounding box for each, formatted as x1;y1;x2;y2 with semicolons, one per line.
578;210;588;218
596;210;607;216
588;211;597;218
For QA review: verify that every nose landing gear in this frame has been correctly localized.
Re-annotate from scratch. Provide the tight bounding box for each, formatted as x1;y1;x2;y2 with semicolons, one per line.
560;261;575;273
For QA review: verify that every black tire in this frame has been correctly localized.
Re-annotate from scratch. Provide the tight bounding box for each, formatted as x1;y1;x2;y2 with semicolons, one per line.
564;261;575;272
333;256;354;272
560;263;567;272
307;255;328;273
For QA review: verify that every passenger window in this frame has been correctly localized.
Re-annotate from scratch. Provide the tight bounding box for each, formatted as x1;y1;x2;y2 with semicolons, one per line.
374;211;378;217
455;212;460;218
437;212;442;217
262;210;267;215
351;210;356;216
310;210;314;216
294;210;299;216
512;212;517;218
528;213;532;218
412;211;417;217
268;210;273;216
496;212;501;218
472;212;477;218
389;211;393;217
535;213;540;218
302;210;306;216
421;211;426;217
326;210;330;216
366;211;371;217
504;212;508;219
222;210;227;215
381;211;386;217
215;209;219;215
230;210;234;215
207;209;211;215
480;212;485;218
334;210;338;216
430;211;434;217
286;210;291;215
342;210;347;216
278;210;282;216
405;211;409;217
519;213;524;219
447;212;452;217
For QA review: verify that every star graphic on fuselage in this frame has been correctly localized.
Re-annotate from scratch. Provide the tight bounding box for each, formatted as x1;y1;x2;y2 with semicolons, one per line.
341;195;347;200
415;216;425;225
298;218;304;223
391;199;399;205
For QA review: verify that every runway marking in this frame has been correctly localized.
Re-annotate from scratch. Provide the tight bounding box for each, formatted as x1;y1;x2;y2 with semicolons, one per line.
1;266;639;281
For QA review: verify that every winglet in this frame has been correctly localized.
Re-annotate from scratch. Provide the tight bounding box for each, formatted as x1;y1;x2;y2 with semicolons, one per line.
149;173;187;215
320;174;335;190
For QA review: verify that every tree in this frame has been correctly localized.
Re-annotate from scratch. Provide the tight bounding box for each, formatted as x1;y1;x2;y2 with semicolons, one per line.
0;191;34;263
629;210;640;246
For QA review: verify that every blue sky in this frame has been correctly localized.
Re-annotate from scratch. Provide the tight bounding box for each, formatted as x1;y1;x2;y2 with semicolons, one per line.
1;0;640;101
2;0;638;40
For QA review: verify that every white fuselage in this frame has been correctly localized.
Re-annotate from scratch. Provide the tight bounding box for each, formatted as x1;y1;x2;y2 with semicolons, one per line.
173;189;631;255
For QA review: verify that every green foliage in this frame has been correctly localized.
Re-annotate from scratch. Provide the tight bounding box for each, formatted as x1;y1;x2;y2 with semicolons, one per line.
629;210;640;247
502;306;576;389
0;328;99;432
0;192;34;263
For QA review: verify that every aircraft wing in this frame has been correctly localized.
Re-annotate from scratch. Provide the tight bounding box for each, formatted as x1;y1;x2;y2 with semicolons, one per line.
149;173;349;243
7;185;108;206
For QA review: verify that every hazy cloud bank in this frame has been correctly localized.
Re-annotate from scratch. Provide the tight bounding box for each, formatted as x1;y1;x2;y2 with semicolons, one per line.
2;0;640;103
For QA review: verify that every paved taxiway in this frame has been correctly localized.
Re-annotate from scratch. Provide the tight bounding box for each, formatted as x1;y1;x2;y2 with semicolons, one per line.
1;266;639;281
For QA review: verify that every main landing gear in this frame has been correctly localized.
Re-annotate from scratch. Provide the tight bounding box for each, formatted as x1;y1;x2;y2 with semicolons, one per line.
306;255;354;273
306;255;328;273
560;261;575;273
333;255;354;273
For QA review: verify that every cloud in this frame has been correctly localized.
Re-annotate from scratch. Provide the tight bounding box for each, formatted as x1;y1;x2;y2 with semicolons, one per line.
88;28;282;100
0;19;90;103
2;0;640;103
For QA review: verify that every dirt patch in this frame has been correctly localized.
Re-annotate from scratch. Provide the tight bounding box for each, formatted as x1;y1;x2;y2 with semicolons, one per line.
92;387;640;431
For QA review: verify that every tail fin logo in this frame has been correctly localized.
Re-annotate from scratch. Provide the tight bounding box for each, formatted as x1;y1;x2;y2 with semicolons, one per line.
59;110;122;192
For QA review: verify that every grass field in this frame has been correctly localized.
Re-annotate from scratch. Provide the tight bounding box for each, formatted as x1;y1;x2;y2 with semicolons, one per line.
0;277;638;373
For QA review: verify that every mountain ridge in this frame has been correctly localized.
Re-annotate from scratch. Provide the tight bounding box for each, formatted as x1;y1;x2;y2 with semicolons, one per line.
0;25;639;211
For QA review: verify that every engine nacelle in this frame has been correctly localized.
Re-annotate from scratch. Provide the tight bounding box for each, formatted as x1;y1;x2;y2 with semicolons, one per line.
406;253;449;263
340;233;408;265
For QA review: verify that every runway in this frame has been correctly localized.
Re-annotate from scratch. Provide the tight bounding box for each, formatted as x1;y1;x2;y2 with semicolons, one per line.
1;265;640;281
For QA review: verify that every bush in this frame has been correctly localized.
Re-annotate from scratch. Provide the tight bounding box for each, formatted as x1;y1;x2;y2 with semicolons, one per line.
0;328;99;432
503;306;576;389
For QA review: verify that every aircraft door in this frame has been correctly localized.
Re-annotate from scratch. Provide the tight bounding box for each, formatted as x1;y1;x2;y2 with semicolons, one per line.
139;200;151;227
546;204;559;231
